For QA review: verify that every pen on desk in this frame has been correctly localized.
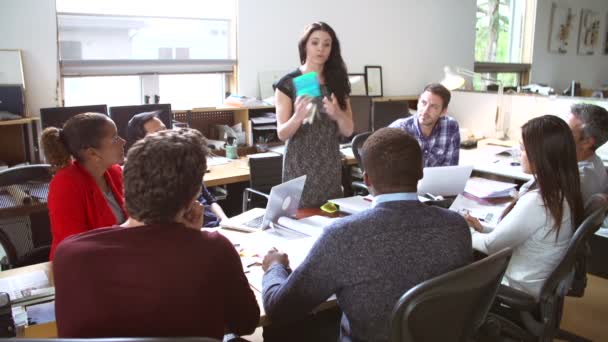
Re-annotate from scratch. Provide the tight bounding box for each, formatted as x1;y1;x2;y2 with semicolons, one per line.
493;159;500;163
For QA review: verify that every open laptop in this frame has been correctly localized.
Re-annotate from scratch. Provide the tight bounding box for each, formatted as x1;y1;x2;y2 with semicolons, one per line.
417;165;474;197
220;175;306;232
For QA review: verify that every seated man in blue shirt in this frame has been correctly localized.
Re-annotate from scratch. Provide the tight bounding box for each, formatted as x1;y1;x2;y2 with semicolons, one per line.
127;111;228;227
389;83;460;166
262;128;472;342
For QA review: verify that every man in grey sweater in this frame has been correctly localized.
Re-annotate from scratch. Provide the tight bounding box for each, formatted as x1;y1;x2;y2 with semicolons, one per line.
262;127;472;341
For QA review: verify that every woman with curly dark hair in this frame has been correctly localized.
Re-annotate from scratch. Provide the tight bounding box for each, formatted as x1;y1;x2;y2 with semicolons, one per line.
274;21;354;208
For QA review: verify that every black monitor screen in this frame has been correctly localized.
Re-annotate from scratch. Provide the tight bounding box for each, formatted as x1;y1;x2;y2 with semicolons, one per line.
40;105;108;129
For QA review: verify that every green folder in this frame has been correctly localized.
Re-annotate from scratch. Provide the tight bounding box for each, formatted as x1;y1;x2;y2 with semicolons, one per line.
293;72;321;98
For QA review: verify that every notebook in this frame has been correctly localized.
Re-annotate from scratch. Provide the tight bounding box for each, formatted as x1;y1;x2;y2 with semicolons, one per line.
220;175;306;232
417;165;474;197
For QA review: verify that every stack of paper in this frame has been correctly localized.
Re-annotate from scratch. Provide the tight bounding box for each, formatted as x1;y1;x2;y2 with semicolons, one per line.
449;194;510;230
464;177;517;199
0;270;50;301
329;196;371;214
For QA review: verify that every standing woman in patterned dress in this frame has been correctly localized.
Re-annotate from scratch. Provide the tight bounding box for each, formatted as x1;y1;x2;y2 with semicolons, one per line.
274;21;354;208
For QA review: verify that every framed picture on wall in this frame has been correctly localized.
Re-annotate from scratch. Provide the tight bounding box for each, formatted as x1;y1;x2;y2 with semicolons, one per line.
577;8;601;55
548;3;576;54
348;73;367;96
365;65;383;97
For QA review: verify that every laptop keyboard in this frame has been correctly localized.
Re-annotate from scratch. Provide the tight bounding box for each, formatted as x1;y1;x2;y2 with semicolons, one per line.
244;215;264;228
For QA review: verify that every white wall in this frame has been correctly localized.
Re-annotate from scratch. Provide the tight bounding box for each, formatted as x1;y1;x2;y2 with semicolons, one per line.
450;90;608;141
531;0;608;93
237;0;477;98
0;0;59;117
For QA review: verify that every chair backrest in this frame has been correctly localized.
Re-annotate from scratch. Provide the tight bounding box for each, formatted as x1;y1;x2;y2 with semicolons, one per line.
248;153;283;193
0;164;53;269
109;104;173;150
40;105;108;129
540;193;608;300
372;100;411;131
351;131;372;172
4;338;221;342
390;248;512;342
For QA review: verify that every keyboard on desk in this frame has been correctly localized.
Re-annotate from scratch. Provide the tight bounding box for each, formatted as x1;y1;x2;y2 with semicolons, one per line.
220;207;267;232
244;215;264;228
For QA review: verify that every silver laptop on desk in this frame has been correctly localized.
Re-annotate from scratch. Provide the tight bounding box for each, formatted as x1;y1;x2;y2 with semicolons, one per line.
417;165;474;197
220;175;306;232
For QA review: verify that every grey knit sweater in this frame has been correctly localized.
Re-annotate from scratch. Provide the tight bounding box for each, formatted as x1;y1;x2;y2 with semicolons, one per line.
262;200;472;342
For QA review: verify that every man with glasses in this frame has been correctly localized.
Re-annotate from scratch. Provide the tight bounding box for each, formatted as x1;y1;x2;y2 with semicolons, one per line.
566;103;608;202
389;83;460;167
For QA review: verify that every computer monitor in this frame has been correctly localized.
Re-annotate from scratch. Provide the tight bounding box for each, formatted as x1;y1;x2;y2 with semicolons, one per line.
40;105;108;129
371;100;411;131
350;96;372;134
109;104;172;148
0;85;25;116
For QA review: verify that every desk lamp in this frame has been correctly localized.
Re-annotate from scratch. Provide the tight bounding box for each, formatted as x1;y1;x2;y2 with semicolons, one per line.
441;66;507;139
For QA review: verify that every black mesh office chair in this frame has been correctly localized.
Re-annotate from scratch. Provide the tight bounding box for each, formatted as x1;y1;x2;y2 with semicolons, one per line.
492;193;608;342
389;248;512;342
4;338;221;342
242;153;283;212
350;132;372;195
0;165;53;269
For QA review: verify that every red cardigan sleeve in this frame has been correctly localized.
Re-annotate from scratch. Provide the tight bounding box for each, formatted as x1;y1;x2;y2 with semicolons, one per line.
48;170;90;260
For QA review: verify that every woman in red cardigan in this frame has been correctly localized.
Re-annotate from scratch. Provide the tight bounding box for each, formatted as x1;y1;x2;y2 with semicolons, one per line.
41;112;126;259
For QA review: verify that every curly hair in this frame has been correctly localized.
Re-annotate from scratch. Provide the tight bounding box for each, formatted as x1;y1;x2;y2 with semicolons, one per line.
361;128;423;193
40;112;112;172
298;21;351;110
123;128;209;224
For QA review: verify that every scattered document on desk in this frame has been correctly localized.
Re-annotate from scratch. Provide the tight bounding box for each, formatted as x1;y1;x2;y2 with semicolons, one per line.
329;196;371;214
464;177;517;199
449;194;509;230
276;215;337;238
247;151;282;159
252;125;277;131
26;301;55;325
250;115;277;125
207;156;230;166
268;145;286;155
0;270;50;301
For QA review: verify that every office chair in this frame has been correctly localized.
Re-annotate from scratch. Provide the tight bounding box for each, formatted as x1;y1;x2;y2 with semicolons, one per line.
350;132;372;195
0;164;53;269
371;100;411;131
492;193;608;342
109;104;173;150
40;105;108;129
389;248;512;342
4;338;221;342
242;153;283;212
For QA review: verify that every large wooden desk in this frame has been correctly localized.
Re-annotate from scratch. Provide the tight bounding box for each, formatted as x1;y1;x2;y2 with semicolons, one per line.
7;210;337;337
204;158;250;187
203;152;357;188
459;139;532;183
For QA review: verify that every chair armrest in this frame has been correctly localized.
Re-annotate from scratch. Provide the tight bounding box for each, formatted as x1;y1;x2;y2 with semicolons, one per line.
495;284;538;311
242;188;270;212
244;188;270;200
351;181;368;191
